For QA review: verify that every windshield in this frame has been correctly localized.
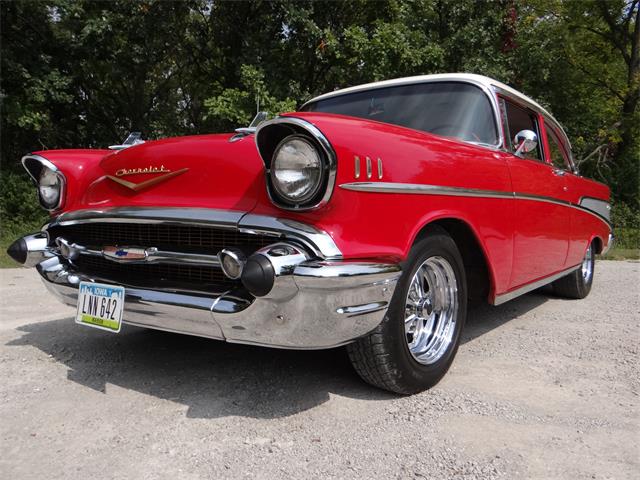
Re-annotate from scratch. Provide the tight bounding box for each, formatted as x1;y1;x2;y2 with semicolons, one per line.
301;81;498;146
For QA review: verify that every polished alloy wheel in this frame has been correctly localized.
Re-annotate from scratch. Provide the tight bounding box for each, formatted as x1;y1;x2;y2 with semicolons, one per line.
581;244;594;282
404;256;459;365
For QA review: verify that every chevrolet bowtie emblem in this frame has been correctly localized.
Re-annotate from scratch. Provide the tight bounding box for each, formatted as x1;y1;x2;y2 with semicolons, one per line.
106;167;188;192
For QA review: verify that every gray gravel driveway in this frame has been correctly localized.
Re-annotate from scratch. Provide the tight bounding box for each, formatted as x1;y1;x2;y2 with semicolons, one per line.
0;261;638;479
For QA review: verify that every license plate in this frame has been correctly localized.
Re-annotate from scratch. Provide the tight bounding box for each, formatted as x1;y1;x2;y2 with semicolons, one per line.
76;281;125;333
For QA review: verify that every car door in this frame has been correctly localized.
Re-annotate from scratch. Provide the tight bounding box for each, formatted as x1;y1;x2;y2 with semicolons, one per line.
498;97;570;289
543;119;593;267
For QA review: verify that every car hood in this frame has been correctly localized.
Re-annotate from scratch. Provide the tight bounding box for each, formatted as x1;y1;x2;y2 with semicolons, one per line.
43;133;265;213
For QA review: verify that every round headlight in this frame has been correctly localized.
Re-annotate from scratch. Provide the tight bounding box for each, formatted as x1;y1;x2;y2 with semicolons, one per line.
38;167;63;209
270;135;323;205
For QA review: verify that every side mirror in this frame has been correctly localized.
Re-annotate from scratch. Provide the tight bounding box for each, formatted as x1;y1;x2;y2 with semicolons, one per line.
513;129;537;157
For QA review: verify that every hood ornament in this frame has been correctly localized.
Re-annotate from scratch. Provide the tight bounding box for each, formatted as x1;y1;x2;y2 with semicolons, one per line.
230;111;269;142
106;166;188;192
109;132;146;150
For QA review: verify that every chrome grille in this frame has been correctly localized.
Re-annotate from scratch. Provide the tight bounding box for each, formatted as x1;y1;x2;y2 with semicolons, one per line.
47;223;273;252
74;255;235;292
47;222;276;293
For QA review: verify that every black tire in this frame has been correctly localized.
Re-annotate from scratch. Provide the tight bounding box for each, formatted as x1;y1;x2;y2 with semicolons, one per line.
347;226;467;394
552;242;595;299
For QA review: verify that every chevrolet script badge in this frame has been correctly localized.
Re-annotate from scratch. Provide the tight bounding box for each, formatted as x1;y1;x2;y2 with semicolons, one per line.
106;165;188;192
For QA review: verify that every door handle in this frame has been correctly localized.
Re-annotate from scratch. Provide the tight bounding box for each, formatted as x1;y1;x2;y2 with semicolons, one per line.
552;168;565;176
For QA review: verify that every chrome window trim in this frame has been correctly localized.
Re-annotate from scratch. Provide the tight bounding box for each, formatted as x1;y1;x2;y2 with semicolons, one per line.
22;154;67;211
497;94;547;162
492;85;577;172
255;116;338;211
301;77;505;150
44;207;343;260
542;118;577;173
339;182;612;230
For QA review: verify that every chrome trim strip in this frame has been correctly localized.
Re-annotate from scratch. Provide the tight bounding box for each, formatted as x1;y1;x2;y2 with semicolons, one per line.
140;248;221;266
354;155;360;179
22;154;67;211
377;158;383;179
339;182;613;230
340;182;513;199
47;207;243;230
493;264;581;305
56;237;221;267
336;301;388;317
366;156;372;179
255;116;338;211
515;192;570;206
239;214;342;259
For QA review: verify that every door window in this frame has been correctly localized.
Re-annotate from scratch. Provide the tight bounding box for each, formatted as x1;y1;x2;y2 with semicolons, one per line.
501;98;543;161
545;124;570;171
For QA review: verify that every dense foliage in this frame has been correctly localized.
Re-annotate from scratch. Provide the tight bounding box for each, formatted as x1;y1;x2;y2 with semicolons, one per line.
1;0;638;244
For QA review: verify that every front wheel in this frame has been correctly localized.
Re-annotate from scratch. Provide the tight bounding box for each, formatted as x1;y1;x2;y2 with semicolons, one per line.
347;227;467;394
552;242;595;299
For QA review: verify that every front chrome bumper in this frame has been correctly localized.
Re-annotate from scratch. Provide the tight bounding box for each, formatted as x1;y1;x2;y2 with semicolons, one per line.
601;232;615;256
38;255;399;349
17;209;401;349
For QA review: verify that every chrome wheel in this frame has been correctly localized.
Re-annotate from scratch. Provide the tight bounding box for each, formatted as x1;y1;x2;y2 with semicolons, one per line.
581;244;594;282
404;256;459;365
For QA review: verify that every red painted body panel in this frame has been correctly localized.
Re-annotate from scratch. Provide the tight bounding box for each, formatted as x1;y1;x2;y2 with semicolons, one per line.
35;134;266;215
33;111;611;301
504;154;570;288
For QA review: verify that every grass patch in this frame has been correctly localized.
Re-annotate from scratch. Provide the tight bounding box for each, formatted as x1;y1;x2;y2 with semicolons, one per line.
601;247;640;261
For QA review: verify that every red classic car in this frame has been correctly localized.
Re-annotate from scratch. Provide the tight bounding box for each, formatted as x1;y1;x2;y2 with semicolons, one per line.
8;74;612;394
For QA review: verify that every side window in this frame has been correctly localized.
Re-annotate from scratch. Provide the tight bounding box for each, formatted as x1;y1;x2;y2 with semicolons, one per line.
502;99;543;161
545;124;570;171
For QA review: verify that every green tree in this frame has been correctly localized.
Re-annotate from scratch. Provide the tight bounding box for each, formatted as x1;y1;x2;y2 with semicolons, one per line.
1;0;638;218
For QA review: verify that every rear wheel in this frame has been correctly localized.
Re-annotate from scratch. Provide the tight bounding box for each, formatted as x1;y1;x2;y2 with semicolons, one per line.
347;227;467;394
552;242;595;299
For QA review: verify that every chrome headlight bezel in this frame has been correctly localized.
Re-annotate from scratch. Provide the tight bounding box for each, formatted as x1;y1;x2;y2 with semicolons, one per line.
22;155;66;211
256;118;337;211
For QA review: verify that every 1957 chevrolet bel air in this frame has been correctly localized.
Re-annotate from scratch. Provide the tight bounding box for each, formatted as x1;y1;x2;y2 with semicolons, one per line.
8;74;613;394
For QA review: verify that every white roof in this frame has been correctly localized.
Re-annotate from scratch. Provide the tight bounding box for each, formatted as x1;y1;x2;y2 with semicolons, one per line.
304;73;559;129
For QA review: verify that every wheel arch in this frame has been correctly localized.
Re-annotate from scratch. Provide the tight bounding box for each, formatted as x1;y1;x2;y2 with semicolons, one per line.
411;216;496;303
590;235;604;254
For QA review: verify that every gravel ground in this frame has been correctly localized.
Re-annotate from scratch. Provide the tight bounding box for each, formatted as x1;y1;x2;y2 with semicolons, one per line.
0;261;638;479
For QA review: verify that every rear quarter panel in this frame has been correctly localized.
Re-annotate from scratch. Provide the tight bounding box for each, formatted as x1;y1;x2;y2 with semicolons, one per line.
566;173;611;263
